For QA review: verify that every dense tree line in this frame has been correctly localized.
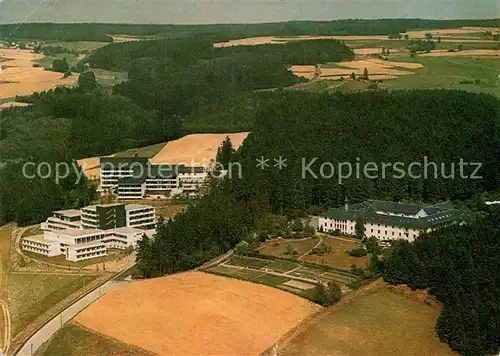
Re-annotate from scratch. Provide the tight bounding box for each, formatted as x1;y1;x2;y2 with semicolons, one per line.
1;19;498;42
384;207;500;355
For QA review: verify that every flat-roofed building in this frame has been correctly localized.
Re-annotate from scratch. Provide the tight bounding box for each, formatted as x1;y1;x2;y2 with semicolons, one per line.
41;209;82;231
22;234;60;257
100;157;207;199
24;203;157;262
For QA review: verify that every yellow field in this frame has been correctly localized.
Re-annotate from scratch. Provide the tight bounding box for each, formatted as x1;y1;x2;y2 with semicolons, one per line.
420;49;500;57
151;132;249;166
0;49;78;99
74;271;320;356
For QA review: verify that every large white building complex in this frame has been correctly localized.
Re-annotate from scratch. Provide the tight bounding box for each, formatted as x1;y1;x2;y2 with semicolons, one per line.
100;157;207;199
23;203;156;262
317;200;468;242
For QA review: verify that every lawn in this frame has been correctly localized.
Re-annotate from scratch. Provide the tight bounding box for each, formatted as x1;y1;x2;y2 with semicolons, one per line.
301;237;369;270
259;237;320;259
38;323;155;356
7;274;98;335
278;286;456;356
382;56;500;96
91;68;128;87
22;225;43;237
36;52;80;69
226;255;270;269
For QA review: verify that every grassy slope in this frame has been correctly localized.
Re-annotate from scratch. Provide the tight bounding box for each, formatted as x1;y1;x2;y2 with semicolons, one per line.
384;56;499;96
280;288;456;356
39;323;155;356
8;274;98;335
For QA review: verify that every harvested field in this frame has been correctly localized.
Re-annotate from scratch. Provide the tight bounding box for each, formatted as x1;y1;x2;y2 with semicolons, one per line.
276;282;456;356
353;47;384;55
259;238;320;259
74;271;320;356
289;65;316;79
151;132;249;166
0;49;78;99
0;101;31;109
405;27;500;39
420;49;500;57
302;237;369;270
111;35;142;43
318;59;422;79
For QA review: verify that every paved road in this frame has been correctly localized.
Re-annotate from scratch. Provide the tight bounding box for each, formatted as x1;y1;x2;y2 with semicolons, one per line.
14;279;127;356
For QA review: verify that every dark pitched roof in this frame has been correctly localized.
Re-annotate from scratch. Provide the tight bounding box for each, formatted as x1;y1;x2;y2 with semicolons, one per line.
321;200;466;230
368;200;421;215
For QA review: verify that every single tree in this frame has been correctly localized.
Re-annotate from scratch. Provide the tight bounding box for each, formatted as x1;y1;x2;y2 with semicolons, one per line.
350;72;356;80
355;219;365;239
425;33;433;40
457;44;463;51
292;217;304;232
404;34;410;40
216;136;235;169
363;68;369;80
78;71;97;92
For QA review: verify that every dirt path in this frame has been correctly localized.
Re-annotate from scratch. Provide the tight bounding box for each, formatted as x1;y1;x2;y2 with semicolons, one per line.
221;262;320;285
0;298;12;356
298;236;323;261
263;278;385;355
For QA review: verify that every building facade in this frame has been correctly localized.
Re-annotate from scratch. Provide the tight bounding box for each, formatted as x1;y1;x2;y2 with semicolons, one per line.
25;203;157;262
100;157;207;200
317;200;467;242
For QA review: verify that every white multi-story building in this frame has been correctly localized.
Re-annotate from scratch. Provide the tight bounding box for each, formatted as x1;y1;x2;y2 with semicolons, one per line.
317;200;468;242
100;157;207;199
23;203;157;262
41;209;82;231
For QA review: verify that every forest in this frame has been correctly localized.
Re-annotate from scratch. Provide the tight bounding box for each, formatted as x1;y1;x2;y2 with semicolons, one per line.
1;18;498;42
384;206;500;356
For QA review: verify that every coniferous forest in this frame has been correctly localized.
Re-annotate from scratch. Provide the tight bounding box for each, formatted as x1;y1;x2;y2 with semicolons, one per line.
384;206;500;356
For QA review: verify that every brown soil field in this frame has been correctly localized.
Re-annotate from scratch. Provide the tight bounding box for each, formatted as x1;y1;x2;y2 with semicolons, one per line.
302;237;369;269
318;59;423;79
275;281;456;356
289;65;316;79
420;49;500;57
74;271;320;356
259;238;320;258
405;27;500;39
110;35;142;43
152;132;250;166
0;49;78;99
0;101;32;109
